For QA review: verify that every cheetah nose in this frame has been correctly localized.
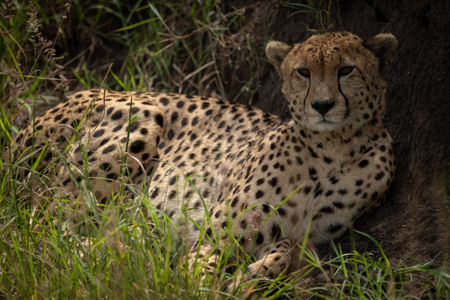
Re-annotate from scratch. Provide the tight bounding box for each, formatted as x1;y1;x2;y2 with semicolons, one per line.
311;100;335;115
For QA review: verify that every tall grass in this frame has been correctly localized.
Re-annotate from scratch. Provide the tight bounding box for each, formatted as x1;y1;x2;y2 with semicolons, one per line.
0;1;448;299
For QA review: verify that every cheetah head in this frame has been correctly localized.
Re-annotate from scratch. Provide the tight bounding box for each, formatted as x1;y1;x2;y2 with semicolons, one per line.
266;31;397;132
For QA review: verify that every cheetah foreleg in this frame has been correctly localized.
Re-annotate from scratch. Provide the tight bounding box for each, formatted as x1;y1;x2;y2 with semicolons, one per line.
225;238;293;292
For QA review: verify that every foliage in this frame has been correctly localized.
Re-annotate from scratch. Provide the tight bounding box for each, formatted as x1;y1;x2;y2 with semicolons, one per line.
281;0;334;33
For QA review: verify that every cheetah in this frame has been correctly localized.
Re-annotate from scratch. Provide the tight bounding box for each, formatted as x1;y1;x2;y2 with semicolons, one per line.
11;31;397;287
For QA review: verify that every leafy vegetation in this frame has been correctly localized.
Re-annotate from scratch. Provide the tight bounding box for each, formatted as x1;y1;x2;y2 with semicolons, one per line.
281;0;334;33
0;1;448;298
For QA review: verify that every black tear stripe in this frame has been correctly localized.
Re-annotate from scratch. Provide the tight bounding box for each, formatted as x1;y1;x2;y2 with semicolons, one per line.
303;77;311;110
337;77;350;113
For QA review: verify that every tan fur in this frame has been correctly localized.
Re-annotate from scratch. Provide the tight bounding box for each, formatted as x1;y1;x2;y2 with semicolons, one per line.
12;31;397;287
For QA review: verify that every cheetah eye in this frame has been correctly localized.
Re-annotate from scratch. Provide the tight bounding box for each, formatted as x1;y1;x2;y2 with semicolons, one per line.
338;66;354;76
296;68;311;78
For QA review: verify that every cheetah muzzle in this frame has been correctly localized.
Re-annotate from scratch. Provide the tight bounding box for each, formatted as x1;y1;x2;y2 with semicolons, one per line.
11;31;397;289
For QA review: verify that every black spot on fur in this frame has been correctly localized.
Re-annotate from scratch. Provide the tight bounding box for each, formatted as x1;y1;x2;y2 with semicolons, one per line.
332;201;344;209
188;104;197;112
25;137;33;147
102;144;116;154
320;206;334;214
359;160;369;167
130;140;146;153
155;114;164;127
106;173;118;180
327;224;343;234
329;177;339;184
303;186;312;194
127;122;139;133
167;129;175;140
255;190;264;199
277;208;286;216
375;172;385;180
111;110;123;120
164;145;173;155
113;125;123;132
93;129;105;138
171;112;178;123
256;232;264;244
268;177;278;186
271;224;281;240
140;128;148;135
100;163;111;171
159;97;169;106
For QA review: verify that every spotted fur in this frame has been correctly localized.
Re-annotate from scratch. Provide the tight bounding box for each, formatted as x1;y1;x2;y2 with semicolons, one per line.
12;31;397;286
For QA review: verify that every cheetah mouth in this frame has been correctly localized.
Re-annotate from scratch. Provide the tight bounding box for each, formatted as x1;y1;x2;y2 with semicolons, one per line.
310;116;342;131
318;119;337;126
318;116;338;124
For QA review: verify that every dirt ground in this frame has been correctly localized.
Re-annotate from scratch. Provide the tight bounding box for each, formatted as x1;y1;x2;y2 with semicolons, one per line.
222;0;450;270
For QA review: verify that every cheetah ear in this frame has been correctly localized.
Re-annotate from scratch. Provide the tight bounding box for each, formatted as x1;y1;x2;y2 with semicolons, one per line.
266;41;292;79
364;33;398;75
